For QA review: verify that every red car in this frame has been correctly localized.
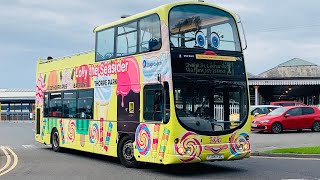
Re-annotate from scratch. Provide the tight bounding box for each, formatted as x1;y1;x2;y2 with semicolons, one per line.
251;106;320;133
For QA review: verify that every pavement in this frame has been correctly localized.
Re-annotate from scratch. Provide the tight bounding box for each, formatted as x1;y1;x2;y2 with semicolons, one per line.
1;122;320;179
250;130;320;152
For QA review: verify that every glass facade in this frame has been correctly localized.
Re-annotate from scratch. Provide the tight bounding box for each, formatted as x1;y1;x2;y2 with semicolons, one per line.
0;101;35;120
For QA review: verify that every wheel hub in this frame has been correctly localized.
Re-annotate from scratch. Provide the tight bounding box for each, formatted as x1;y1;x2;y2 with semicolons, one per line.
122;141;134;161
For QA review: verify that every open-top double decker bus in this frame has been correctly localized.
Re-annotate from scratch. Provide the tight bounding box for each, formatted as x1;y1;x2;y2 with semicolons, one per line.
35;1;250;168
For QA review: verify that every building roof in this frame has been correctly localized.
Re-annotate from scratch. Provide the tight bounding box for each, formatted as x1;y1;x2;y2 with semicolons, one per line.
0;89;35;101
258;58;320;78
278;58;317;67
247;72;259;78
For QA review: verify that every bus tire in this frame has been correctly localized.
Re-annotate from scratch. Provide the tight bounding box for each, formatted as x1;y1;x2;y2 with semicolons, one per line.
51;128;61;152
117;135;140;168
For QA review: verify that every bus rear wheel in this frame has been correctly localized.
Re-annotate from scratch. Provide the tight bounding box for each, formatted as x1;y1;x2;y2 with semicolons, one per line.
51;129;61;152
118;136;140;168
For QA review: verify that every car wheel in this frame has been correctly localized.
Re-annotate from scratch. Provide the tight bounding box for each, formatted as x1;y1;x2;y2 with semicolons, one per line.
117;136;140;168
51;129;61;152
272;122;282;134
312;121;320;132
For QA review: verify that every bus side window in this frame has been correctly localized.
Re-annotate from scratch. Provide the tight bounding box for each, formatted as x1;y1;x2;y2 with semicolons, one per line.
139;14;161;53
77;90;94;119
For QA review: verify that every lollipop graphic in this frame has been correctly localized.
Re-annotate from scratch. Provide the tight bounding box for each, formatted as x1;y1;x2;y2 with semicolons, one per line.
67;121;76;142
229;130;250;157
174;132;202;162
89;123;99;144
135;124;151;156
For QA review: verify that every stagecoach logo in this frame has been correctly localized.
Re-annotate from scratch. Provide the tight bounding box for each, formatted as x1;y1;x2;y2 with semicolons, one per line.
142;60;162;68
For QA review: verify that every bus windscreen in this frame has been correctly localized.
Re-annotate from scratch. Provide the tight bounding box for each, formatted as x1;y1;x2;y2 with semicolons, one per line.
169;4;241;52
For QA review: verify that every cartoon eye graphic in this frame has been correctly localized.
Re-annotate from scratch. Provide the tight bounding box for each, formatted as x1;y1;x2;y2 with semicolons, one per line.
195;31;206;47
210;32;220;49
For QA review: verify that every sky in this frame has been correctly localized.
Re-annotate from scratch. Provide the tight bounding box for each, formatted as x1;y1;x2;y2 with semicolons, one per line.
1;0;320;88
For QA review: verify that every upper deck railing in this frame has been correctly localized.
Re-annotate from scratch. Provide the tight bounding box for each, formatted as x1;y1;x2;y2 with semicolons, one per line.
39;50;94;64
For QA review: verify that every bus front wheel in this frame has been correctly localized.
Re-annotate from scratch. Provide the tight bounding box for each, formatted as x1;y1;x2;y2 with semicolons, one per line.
117;136;140;168
51;129;61;152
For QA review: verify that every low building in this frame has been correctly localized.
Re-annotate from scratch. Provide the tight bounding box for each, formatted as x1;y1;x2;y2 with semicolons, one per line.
248;58;320;105
0;89;35;120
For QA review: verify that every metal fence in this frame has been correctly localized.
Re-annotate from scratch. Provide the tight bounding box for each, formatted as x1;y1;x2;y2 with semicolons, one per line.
0;112;32;121
214;104;239;121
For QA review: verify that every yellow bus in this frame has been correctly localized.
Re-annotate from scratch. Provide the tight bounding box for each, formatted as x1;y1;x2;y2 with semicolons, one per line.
35;1;250;168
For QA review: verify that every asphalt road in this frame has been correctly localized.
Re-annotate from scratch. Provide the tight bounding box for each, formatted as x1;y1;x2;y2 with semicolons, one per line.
1;122;320;180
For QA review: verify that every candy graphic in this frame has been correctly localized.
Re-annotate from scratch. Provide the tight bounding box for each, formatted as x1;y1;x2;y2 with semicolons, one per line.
67;121;75;142
41;118;47;140
59;119;65;144
76;119;89;147
229;130;250;157
36;74;46;105
174;132;202;162
152;124;160;158
100;118;104;147
104;122;113;152
89;123;99;144
159;127;170;160
61;68;74;90
116;56;140;107
47;70;58;90
135;124;151;156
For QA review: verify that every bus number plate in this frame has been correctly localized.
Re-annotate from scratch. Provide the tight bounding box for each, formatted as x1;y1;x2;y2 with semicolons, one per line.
207;154;224;160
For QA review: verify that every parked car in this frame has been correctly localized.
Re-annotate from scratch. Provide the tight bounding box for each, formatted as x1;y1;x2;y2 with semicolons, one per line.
230;105;280;128
270;101;306;106
251;106;320;133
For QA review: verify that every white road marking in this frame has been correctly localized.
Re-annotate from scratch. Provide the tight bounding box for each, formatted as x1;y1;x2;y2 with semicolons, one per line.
22;145;36;149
